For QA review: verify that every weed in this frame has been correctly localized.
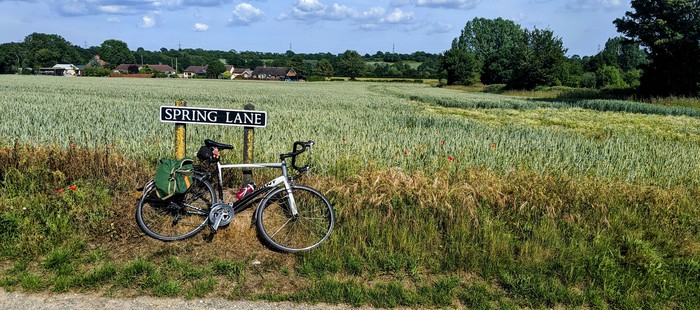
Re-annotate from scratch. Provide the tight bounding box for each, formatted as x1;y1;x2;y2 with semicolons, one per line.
154;280;182;297
118;258;160;289
185;278;215;299
19;273;46;291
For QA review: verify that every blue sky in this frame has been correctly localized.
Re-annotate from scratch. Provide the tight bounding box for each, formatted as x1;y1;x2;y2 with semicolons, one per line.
0;0;630;56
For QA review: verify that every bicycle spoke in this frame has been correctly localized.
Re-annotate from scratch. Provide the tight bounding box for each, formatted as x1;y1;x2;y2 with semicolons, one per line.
136;179;214;241
257;186;334;252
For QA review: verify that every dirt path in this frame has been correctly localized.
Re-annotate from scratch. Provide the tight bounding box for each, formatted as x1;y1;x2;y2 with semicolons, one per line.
0;288;357;310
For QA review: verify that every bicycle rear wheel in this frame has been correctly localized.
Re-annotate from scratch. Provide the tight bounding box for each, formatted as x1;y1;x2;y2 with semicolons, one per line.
136;178;214;241
255;185;334;252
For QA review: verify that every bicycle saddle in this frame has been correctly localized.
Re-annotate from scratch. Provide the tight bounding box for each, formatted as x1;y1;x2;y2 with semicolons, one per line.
204;139;233;150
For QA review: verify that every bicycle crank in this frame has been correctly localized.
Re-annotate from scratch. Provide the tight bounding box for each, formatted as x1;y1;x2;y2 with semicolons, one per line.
209;202;234;231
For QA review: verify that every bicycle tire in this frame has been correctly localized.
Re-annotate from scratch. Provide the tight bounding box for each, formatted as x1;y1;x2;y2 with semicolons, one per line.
136;178;215;241
255;185;334;252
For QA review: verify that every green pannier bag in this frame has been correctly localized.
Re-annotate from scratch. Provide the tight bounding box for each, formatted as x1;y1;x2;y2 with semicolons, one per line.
154;158;194;199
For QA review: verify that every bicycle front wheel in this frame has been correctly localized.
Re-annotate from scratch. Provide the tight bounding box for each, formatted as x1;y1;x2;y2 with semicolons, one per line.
256;185;334;252
136;178;215;241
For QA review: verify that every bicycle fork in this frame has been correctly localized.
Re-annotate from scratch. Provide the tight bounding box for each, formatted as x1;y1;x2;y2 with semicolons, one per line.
263;175;300;217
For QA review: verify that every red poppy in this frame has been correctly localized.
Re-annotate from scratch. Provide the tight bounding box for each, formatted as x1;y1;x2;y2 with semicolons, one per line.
3;147;8;153
440;140;445;146
342;137;347;142
448;156;454;162
70;185;77;191
58;188;64;194
491;143;496;149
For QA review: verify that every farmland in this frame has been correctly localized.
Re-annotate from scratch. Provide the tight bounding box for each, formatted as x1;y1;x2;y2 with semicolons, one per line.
1;75;699;308
2;75;699;186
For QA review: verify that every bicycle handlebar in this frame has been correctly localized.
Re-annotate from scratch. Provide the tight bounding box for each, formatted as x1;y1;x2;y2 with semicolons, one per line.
280;140;314;172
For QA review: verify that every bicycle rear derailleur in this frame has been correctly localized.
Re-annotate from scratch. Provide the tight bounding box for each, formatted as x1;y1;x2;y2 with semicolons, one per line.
209;201;234;232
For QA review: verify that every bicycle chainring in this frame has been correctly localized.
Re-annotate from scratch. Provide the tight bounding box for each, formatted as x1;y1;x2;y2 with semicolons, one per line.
209;202;234;227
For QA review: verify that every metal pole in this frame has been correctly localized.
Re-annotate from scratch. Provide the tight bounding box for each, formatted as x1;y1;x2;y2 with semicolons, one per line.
174;100;186;160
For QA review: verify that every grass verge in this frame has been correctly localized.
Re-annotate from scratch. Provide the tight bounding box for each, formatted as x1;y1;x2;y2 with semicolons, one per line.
1;144;698;308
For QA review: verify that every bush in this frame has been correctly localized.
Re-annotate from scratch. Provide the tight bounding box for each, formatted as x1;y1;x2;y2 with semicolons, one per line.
483;84;506;94
580;72;597;88
306;76;327;82
83;67;112;77
597;65;628;89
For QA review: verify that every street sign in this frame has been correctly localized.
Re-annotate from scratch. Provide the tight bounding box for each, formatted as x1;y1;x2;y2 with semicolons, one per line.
160;106;267;128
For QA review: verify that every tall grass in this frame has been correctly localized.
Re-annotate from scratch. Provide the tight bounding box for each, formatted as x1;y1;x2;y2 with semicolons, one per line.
2;76;700;187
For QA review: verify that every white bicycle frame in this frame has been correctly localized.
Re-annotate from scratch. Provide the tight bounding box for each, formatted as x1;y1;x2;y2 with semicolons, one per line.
215;161;299;216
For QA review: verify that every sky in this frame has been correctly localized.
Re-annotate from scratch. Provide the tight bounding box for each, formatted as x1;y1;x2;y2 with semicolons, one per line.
0;0;632;57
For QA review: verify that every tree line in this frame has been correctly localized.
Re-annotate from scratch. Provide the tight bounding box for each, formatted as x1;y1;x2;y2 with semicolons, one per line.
0;0;697;97
0;35;442;80
444;0;700;97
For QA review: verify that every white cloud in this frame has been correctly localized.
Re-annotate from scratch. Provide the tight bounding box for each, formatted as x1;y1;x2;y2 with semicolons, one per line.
139;15;156;28
228;2;264;26
107;16;121;23
296;0;326;12
98;5;133;14
565;0;622;11
382;8;414;24
53;0;227;16
426;22;453;34
59;1;89;16
193;22;209;31
360;7;385;20
280;0;358;21
392;0;482;9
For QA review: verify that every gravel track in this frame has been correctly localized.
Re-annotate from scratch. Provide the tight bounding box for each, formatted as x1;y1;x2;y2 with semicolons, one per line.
0;288;357;310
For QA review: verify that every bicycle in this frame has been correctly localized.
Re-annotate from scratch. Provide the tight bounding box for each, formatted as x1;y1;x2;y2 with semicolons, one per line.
135;139;334;253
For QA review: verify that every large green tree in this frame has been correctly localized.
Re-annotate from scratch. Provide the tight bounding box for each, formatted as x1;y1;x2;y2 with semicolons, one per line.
98;39;135;68
0;42;26;73
447;18;566;89
508;28;567;89
595;37;648;72
452;17;523;84
337;50;365;79
22;33;83;68
614;0;700;96
288;55;306;76
207;60;226;79
441;48;480;85
316;59;334;80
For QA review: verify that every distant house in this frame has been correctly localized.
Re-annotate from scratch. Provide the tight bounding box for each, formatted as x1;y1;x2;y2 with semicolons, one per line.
147;64;176;75
86;55;108;68
225;65;247;79
115;64;176;75
241;69;254;79
39;64;80;76
251;67;296;80
115;64;140;74
184;65;208;78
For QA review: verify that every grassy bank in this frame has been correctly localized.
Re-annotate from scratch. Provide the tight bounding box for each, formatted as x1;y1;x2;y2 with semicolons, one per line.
1;144;698;308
